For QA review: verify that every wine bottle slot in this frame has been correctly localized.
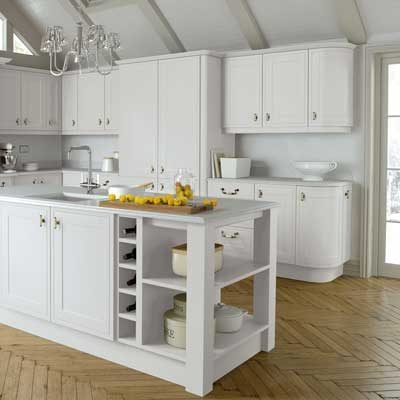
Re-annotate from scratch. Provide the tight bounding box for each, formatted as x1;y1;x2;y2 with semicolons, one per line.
122;248;137;261
126;275;137;286
122;226;137;235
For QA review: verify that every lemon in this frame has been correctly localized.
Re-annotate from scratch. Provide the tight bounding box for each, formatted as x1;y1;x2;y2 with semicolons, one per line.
173;199;182;206
210;199;218;207
120;194;127;203
108;194;116;201
134;196;142;205
126;194;135;202
153;197;161;205
167;198;175;206
203;199;211;206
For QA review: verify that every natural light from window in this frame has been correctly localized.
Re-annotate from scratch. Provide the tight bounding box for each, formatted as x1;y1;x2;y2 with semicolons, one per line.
13;33;33;55
0;17;4;51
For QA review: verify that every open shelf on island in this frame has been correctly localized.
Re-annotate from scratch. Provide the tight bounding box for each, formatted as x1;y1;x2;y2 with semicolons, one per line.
118;336;137;346
119;311;137;322
142;258;270;291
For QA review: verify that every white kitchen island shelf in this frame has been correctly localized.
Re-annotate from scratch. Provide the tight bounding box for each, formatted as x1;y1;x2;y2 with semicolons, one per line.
0;188;278;397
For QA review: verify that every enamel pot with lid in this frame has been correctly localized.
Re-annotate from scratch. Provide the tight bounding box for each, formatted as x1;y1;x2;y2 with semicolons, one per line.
215;303;247;333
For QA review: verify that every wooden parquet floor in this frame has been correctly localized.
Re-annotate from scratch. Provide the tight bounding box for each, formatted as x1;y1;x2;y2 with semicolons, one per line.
1;276;400;399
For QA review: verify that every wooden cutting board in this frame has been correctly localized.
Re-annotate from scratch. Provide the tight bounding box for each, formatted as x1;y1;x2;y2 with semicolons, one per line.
99;200;214;214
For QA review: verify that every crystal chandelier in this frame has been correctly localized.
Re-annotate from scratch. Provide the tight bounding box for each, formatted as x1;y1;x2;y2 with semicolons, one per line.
40;23;121;77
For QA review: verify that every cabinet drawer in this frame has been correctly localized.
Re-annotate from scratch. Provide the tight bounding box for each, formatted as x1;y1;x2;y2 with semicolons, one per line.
208;181;254;200
0;177;13;188
217;226;253;260
14;173;62;186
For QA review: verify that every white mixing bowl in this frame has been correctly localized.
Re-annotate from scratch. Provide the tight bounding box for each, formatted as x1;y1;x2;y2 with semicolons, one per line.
294;161;338;181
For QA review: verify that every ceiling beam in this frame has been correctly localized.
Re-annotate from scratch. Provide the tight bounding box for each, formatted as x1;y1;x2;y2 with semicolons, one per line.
333;0;367;45
57;0;120;60
137;0;185;53
0;0;42;54
226;0;268;50
86;0;138;14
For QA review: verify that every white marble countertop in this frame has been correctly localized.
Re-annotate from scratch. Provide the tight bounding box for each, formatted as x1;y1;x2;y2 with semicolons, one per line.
0;168;120;177
0;185;278;225
208;176;352;187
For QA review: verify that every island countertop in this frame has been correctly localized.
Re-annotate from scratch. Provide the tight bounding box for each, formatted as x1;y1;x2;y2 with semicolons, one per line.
0;184;279;225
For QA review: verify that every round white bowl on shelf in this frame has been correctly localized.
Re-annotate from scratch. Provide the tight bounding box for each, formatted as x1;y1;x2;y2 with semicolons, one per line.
293;161;338;181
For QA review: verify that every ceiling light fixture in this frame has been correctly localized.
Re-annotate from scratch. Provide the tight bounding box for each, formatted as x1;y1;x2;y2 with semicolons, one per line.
40;22;121;77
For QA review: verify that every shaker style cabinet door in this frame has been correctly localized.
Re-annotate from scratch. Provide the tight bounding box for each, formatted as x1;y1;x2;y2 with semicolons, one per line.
46;76;61;130
51;209;113;340
0;70;21;130
62;75;78;131
105;70;119;131
263;51;308;128
78;73;105;132
21;72;46;130
256;184;297;264
296;187;343;268
309;48;354;128
158;56;200;180
223;55;262;128
119;61;158;178
0;204;51;320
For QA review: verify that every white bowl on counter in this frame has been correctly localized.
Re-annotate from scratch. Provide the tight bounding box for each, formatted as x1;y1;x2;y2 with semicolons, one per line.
293;161;338;181
215;303;247;333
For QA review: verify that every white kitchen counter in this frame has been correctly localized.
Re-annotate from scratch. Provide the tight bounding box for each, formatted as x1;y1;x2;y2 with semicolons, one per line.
0;185;278;396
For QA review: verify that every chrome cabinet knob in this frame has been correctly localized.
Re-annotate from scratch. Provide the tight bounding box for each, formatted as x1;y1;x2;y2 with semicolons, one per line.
150;166;155;174
258;189;263;199
253;113;258;122
40;215;46;227
0;182;5;188
98;118;102;126
160;183;165;191
265;113;271;122
53;217;61;230
16;118;20;126
72;120;76;127
300;192;306;202
160;166;165;174
221;188;239;196
106;118;110;126
345;190;351;199
312;112;317;121
102;180;110;187
23;118;28;126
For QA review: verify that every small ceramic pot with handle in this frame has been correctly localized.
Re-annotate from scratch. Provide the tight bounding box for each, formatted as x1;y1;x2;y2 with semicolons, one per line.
215;303;248;333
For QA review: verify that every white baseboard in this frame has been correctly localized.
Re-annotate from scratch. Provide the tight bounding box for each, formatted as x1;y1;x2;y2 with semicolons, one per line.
343;260;360;277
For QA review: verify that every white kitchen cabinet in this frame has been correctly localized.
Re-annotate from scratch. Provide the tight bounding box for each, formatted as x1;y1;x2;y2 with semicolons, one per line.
105;71;119;131
78;73;105;132
342;185;352;262
0;177;14;188
217;225;253;260
309;48;353;128
256;184;296;264
296;186;343;268
208;180;254;200
62;74;78;131
52;209;113;339
0;69;21;130
223;55;262;128
46;76;61;130
0;204;50;320
21;73;46;130
158;56;200;180
14;173;62;186
119;61;158;178
263;51;308;129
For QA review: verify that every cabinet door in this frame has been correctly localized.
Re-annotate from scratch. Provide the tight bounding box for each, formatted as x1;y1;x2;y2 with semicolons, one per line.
46;76;61;130
256;185;296;264
62;75;78;131
223;56;262;128
342;186;352;263
0;204;50;320
158;57;200;180
0;70;21;129
119;62;158;178
105;71;119;131
263;51;308;128
21;73;46;129
78;73;105;131
52;209;113;339
296;187;343;268
309;48;353;127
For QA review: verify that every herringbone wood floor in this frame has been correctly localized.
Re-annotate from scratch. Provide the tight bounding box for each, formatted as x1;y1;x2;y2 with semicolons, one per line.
1;276;400;399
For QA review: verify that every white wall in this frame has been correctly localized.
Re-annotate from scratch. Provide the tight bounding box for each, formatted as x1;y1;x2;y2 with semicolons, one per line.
235;47;365;265
62;135;119;170
0;134;61;169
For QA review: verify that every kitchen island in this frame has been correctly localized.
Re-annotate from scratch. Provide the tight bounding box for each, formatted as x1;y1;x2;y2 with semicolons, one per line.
0;185;278;397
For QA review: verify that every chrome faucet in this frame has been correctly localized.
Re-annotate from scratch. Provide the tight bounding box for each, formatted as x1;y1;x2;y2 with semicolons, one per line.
67;145;100;193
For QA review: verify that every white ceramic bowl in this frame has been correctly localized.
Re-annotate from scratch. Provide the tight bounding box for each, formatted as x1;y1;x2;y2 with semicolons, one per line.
215;303;247;333
293;161;338;181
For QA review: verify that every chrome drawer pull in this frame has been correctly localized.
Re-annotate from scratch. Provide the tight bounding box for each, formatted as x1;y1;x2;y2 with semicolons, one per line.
258;189;263;199
221;188;239;196
221;231;239;239
345;190;351;199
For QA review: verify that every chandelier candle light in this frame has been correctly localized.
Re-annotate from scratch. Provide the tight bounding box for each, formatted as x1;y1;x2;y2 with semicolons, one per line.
40;23;121;76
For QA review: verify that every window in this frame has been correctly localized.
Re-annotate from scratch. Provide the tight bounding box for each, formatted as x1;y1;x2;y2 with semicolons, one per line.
13;32;33;55
0;15;5;51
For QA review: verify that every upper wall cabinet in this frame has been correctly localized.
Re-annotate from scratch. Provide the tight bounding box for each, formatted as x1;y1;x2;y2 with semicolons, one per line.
309;48;354;128
223;55;262;128
0;69;59;133
62;70;119;135
223;45;354;134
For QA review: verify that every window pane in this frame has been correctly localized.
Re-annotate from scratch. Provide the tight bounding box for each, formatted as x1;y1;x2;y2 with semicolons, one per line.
387;170;400;222
388;64;400;116
13;34;33;55
0;18;3;51
386;222;400;264
388;117;400;168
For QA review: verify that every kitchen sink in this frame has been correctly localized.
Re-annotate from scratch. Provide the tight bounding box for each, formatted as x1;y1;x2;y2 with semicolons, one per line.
31;193;107;203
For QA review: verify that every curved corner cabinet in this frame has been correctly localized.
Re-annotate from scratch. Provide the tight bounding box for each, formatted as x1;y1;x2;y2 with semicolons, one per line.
208;179;352;283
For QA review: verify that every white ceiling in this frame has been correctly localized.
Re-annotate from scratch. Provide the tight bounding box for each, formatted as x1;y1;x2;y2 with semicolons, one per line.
9;0;400;60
